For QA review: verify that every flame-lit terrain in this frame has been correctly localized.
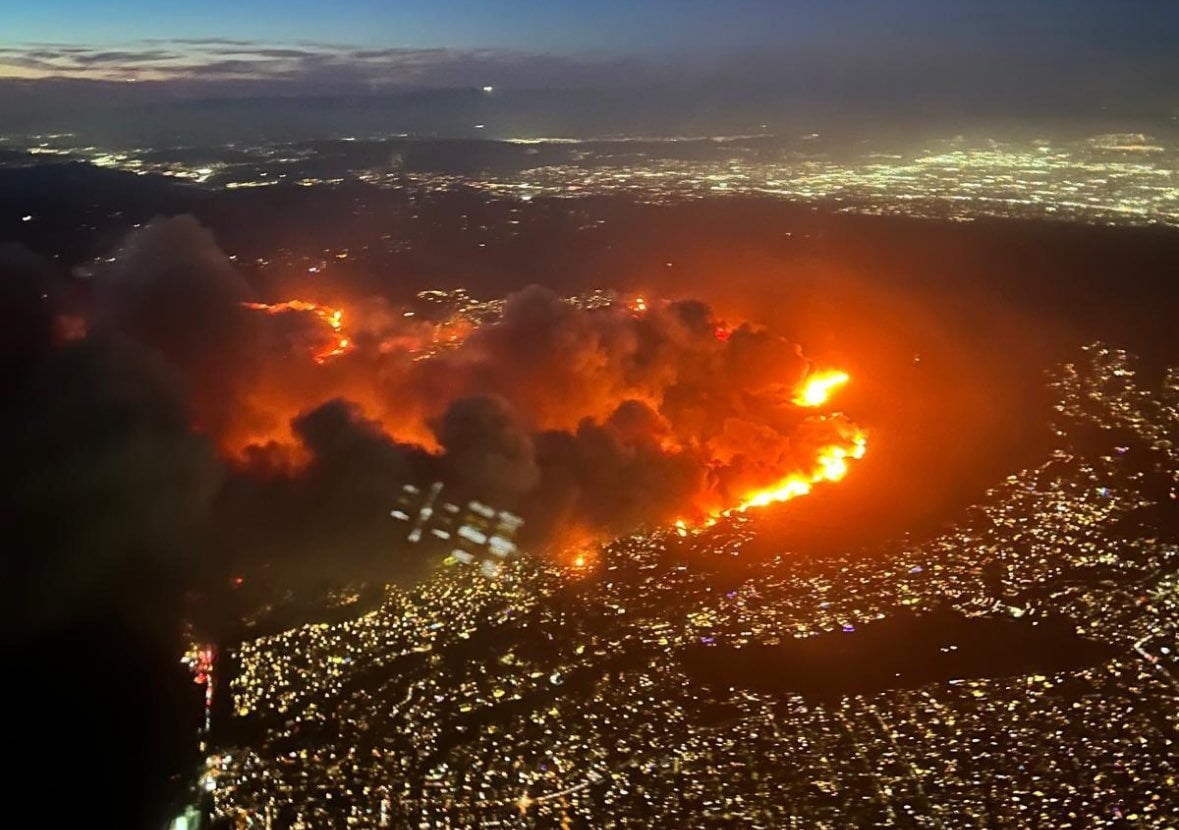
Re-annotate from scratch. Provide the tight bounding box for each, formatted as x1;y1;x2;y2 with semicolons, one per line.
228;287;868;545
733;425;867;513
241;300;353;363
7;72;1179;830
9;155;1179;830
0;202;912;603
14;213;892;579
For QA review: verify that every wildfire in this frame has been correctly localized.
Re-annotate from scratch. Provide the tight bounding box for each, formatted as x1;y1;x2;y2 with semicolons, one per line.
565;547;601;575
241;300;354;363
733;428;867;513
793;369;850;407
230;287;868;544
734;367;863;511
685;369;867;524
53;314;88;344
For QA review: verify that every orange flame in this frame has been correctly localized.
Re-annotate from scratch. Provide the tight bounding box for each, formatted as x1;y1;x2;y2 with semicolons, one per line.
234;294;867;538
565;546;601;576
793;369;850;407
732;428;866;513
681;369;866;525
241;300;354;363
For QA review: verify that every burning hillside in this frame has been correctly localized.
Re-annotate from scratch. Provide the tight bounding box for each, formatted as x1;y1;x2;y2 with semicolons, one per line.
11;216;870;580
240;300;353;363
230;281;868;540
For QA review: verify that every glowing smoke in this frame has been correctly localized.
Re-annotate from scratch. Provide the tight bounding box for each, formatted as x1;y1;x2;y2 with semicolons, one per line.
13;216;870;582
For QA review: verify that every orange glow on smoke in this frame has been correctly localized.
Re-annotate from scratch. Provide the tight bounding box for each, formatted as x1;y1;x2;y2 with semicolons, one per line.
227;291;868;541
793;369;850;407
241;300;354;363
678;370;867;526
556;523;603;573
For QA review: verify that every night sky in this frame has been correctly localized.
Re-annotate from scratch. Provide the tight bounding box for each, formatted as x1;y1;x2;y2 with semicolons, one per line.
3;1;1177;94
1;0;1173;52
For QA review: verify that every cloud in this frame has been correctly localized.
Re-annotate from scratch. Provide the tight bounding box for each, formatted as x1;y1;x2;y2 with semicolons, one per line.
72;50;182;65
3;26;1174;125
0;39;657;90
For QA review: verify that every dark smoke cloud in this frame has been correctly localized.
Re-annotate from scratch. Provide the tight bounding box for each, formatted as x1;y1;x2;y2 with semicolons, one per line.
213;400;436;587
6;215;858;608
94;215;264;439
0;242;57;387
6;334;222;628
525;408;708;540
432;395;540;501
2;241;225;828
2;241;222;637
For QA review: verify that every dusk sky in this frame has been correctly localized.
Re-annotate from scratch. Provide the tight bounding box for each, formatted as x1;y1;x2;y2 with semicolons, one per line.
1;0;1177;135
3;0;1174;51
4;1;1178;84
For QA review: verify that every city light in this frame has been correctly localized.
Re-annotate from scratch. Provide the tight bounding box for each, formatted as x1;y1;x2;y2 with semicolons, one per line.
211;346;1179;827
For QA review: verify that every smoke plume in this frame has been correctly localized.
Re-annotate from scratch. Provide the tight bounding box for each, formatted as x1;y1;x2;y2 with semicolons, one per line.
4;215;864;594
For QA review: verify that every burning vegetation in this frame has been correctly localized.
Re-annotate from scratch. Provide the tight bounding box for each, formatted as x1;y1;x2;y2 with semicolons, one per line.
225;281;868;543
7;216;870;582
241;300;353;363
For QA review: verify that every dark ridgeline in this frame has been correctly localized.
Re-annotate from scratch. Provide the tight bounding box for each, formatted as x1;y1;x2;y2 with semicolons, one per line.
681;607;1118;699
